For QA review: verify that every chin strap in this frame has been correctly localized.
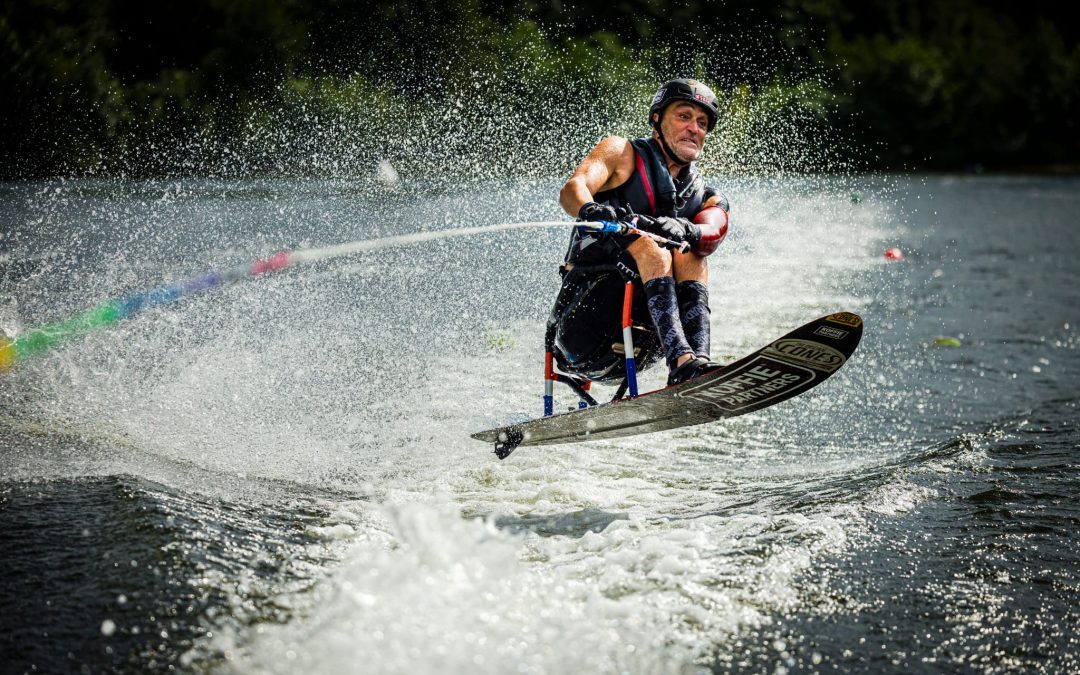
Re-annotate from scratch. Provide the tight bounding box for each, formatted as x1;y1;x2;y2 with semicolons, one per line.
651;117;690;168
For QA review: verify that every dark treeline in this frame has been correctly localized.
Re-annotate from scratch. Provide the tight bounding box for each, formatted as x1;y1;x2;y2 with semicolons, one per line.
2;0;1078;178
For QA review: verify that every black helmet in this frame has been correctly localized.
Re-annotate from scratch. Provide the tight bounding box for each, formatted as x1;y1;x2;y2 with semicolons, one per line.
649;78;719;132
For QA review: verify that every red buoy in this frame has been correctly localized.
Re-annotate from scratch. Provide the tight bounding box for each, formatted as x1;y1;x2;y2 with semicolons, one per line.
884;247;904;261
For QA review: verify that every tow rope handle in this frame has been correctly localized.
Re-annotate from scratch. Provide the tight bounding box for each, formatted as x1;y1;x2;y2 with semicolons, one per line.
575;220;690;253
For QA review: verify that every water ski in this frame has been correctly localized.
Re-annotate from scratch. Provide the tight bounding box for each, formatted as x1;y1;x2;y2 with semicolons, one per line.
472;312;862;458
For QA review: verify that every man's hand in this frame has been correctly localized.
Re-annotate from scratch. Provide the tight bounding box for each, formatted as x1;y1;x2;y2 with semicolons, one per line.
635;215;701;246
577;201;621;222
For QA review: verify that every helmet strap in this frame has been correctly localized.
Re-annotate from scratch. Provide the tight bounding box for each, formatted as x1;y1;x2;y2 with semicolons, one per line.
652;115;690;169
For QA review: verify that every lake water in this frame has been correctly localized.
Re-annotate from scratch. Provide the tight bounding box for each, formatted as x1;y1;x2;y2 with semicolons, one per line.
1;174;1077;673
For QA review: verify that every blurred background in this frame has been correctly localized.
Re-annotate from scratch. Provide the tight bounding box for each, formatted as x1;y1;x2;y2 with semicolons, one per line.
4;3;1080;673
3;0;1078;180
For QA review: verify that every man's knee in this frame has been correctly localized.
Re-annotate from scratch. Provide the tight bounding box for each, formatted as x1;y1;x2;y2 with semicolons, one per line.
673;249;708;282
627;237;672;280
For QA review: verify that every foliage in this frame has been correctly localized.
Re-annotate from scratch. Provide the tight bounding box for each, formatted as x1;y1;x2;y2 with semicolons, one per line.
2;0;1078;178
801;0;1080;168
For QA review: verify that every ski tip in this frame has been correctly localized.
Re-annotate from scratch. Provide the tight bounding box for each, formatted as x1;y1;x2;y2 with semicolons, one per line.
822;311;862;329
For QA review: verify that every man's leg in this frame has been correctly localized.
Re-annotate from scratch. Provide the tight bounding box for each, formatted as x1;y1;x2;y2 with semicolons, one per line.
660;247;722;384
626;238;695;370
672;250;712;359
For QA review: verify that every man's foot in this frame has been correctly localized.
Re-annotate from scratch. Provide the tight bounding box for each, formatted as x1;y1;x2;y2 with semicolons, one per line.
667;356;724;386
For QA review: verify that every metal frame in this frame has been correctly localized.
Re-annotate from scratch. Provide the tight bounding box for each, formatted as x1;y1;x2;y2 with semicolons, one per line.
543;280;639;417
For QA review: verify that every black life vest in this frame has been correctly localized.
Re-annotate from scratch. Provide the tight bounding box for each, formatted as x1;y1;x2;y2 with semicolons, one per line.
596;137;706;219
564;137;706;266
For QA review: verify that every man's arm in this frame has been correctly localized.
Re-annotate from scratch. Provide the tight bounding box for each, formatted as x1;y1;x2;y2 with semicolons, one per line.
559;136;636;218
690;188;730;256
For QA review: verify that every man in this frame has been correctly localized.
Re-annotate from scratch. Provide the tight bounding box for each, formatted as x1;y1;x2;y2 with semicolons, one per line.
551;78;730;387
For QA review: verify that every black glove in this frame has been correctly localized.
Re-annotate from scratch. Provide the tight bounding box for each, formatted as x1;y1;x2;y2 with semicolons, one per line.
635;215;701;246
577;201;620;222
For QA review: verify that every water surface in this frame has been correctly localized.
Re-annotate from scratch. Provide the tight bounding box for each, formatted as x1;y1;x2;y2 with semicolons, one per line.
1;174;1077;673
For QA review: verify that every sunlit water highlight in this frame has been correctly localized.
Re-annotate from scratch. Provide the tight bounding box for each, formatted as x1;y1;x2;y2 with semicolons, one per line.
2;175;1078;673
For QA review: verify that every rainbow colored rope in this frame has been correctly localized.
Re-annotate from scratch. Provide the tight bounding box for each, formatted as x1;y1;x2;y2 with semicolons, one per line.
0;252;291;371
1;221;572;372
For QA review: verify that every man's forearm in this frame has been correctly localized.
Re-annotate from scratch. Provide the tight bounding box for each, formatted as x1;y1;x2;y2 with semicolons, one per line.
559;178;594;218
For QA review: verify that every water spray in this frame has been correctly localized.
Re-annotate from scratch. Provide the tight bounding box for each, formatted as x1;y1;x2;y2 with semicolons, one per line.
0;221;581;372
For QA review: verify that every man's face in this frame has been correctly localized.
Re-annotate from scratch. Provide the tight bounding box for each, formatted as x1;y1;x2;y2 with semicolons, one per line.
655;102;710;163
